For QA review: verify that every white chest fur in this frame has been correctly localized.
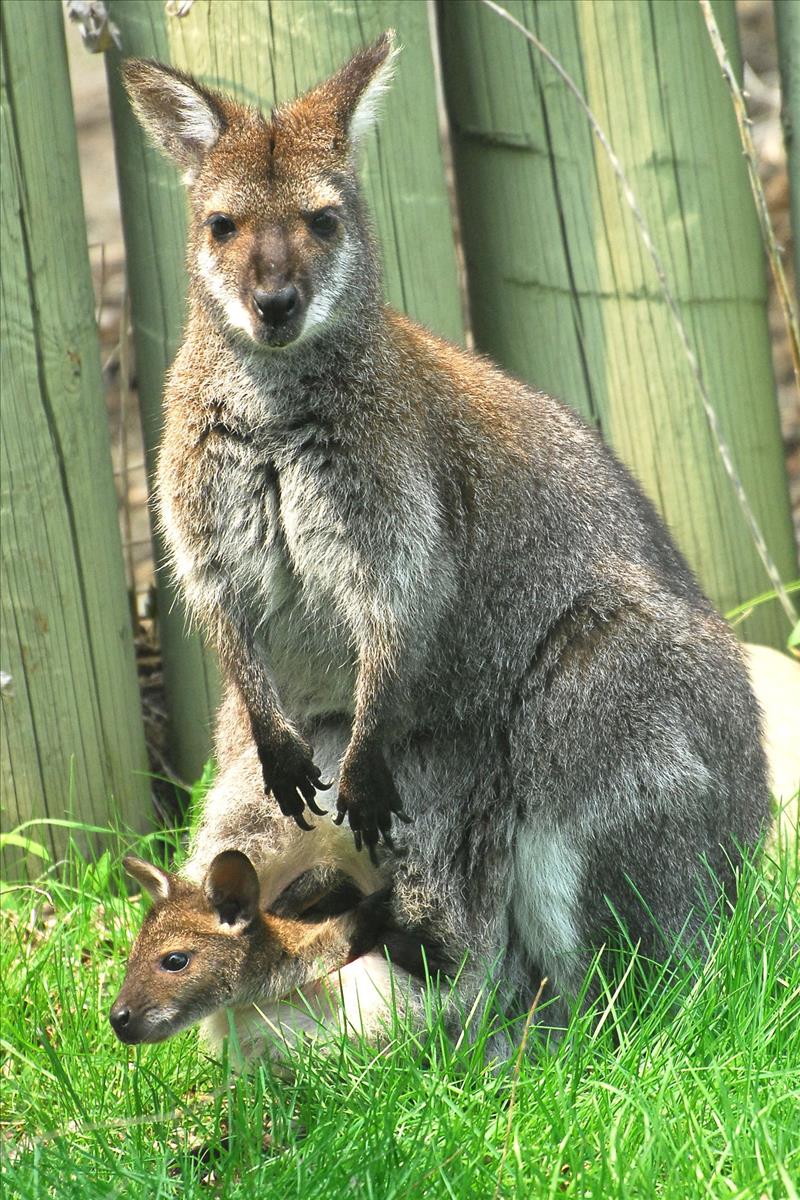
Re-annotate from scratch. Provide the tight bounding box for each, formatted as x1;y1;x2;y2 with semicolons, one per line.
162;436;357;722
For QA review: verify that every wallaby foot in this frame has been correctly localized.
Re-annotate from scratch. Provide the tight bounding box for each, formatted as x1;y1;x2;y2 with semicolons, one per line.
335;744;411;863
268;867;363;919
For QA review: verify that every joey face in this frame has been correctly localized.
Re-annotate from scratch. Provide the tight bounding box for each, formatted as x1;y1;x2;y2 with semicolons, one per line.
110;904;252;1044
110;852;272;1045
122;33;397;351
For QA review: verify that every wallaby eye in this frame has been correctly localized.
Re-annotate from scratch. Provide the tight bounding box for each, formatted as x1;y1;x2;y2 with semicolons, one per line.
160;952;190;972
307;208;340;240
206;213;237;242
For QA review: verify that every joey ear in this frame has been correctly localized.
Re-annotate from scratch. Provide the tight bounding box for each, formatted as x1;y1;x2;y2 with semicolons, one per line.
123;856;173;904
121;59;226;182
204;851;260;928
323;30;399;147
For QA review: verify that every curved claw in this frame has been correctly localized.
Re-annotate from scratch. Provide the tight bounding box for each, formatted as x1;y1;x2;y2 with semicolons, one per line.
332;809;347;826
257;733;332;831
393;809;413;825
367;843;380;868
353;829;363;853
297;777;320;806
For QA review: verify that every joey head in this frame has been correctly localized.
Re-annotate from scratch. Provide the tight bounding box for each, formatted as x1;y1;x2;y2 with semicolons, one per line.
110;851;443;1053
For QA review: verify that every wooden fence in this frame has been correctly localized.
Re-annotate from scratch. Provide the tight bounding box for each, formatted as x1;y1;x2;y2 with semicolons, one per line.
1;0;149;876
1;0;797;876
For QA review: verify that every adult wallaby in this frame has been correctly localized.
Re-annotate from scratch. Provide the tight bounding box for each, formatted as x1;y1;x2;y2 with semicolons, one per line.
122;33;770;1032
110;851;447;1059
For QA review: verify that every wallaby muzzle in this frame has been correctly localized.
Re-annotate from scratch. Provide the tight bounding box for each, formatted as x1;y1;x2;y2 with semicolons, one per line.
108;995;174;1045
251;283;305;345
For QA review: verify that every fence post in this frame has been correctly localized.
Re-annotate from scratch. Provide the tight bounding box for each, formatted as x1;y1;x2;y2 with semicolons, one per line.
0;0;149;876
439;0;797;647
104;0;464;780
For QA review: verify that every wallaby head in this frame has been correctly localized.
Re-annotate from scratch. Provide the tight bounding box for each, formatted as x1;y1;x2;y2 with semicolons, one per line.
122;33;398;349
109;850;271;1045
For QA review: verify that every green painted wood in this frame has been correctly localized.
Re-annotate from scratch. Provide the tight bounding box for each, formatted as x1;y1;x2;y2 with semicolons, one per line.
0;0;149;877
104;6;217;785
776;0;800;292
105;0;464;779
440;0;797;646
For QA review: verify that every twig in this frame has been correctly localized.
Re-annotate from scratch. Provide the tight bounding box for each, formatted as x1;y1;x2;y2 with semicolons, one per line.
9;1078;237;1152
480;0;797;626
492;976;548;1200
698;0;800;388
118;285;137;596
426;0;475;350
590;948;637;1040
114;458;146;478
93;241;106;330
102;345;120;376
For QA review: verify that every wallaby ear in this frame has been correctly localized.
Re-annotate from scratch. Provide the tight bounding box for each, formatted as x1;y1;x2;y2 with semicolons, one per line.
324;30;399;147
204;851;260;928
121;59;226;183
123;856;173;904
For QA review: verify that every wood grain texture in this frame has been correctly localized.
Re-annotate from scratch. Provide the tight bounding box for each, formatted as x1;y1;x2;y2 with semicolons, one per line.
0;0;149;876
104;4;215;785
440;0;797;646
105;0;464;779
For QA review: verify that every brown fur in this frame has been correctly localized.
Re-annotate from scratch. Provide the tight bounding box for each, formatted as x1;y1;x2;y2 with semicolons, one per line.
111;853;368;1045
110;853;445;1053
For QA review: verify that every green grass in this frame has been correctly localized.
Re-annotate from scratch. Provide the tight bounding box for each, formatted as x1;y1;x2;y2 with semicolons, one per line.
1;814;798;1200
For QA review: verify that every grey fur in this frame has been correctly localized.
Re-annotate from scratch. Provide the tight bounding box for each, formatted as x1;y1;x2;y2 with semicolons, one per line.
127;45;771;1045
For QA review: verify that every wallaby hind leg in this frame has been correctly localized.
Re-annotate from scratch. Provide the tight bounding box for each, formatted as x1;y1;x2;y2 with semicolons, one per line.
524;598;771;986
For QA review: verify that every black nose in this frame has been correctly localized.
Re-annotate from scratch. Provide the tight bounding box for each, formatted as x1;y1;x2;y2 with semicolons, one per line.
109;1004;130;1034
252;286;298;327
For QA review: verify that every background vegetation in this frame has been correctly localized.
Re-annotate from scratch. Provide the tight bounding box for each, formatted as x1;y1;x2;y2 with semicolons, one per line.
2;813;797;1199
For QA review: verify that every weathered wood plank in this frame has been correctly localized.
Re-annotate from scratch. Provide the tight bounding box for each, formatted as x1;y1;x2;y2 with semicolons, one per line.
440;0;797;646
0;0;149;876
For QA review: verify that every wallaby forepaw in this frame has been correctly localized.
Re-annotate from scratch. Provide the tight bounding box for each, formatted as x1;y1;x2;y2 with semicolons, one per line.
257;737;331;830
336;750;410;863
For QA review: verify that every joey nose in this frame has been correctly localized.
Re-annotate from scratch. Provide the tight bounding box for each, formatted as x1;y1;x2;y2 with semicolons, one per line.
252;286;298;328
109;1004;130;1035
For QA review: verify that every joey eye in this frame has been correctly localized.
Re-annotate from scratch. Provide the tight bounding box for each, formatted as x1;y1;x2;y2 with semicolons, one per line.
308;208;340;240
160;952;190;972
206;213;237;242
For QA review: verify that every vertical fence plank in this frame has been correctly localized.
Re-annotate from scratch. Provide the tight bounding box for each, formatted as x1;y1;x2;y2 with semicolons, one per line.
0;0;149;877
104;3;215;787
105;0;464;779
440;0;797;647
